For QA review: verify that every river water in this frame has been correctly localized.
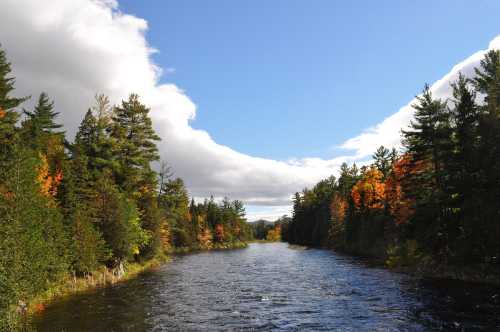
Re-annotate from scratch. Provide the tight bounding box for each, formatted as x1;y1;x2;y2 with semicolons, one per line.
33;243;500;331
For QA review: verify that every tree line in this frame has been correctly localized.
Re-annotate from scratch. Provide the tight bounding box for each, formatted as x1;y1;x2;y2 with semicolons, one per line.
250;216;290;241
0;46;251;328
284;50;500;270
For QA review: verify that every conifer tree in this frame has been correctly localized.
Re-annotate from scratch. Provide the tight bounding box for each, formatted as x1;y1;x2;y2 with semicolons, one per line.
472;50;500;261
373;146;392;178
109;93;160;192
0;46;27;164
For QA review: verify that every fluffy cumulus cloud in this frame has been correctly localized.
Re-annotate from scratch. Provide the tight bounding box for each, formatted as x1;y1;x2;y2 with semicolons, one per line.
342;37;500;158
0;0;498;220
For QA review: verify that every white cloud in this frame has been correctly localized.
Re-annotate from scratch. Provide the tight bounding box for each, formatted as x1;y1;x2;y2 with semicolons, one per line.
341;37;500;158
245;205;292;222
0;0;343;218
0;0;498;220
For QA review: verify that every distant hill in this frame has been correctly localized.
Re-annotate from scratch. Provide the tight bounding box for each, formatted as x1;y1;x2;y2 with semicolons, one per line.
248;219;275;226
249;219;275;239
249;216;291;240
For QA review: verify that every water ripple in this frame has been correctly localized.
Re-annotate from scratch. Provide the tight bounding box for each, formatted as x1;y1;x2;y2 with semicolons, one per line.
34;243;500;331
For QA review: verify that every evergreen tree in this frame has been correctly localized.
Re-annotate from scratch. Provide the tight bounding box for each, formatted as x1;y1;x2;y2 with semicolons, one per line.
401;86;453;259
109;93;160;192
0;149;69;326
93;172;150;263
373;146;392;178
447;74;482;261
472;50;500;261
0;46;27;165
74;95;114;173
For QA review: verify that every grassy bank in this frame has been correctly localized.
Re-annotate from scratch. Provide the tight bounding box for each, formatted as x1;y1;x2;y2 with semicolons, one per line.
0;257;167;331
248;239;280;244
167;240;248;254
18;241;249;329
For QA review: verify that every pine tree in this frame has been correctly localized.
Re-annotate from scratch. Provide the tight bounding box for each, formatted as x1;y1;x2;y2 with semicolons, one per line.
0;46;27;165
0;149;69;325
21;93;64;150
74;109;98;152
73;95;115;174
373;146;392;178
24;92;63;132
93;172;150;263
109;94;160;192
472;50;500;261
447;74;482;261
401;85;453;259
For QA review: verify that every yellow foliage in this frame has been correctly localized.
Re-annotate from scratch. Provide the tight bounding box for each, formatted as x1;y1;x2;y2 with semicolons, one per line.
36;154;63;198
351;167;385;210
266;224;281;242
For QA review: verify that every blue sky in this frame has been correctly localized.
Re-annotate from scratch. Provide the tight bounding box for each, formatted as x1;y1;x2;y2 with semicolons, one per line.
2;0;499;220
120;0;500;160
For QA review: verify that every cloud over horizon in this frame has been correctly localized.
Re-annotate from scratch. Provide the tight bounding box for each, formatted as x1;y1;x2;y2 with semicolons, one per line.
0;0;498;220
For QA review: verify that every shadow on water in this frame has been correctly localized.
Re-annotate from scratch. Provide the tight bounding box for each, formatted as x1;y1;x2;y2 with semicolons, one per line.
33;243;500;331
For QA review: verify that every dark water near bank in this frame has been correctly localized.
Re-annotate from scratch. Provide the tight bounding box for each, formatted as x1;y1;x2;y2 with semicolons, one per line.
34;243;500;331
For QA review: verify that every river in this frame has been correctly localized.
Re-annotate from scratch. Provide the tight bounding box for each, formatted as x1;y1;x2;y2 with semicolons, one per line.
33;243;500;331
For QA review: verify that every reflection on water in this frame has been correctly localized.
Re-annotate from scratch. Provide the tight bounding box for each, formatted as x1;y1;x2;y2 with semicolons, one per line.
33;243;500;331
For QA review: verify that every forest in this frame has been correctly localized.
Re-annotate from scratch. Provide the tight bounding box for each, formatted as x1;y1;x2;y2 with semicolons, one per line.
250;216;290;242
0;46;252;328
284;50;500;273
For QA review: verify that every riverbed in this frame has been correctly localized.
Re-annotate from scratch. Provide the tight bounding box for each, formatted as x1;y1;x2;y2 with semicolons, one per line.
33;243;500;331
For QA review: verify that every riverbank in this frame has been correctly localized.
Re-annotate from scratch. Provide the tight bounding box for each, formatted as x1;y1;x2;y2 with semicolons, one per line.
0;241;248;331
23;258;165;323
334;244;500;286
14;241;249;329
167;240;248;254
395;261;500;286
248;239;281;244
32;242;500;331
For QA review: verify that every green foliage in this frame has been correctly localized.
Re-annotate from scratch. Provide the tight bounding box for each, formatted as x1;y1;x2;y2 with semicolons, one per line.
171;227;193;248
0;46;27;166
70;207;110;274
286;50;500;271
0;44;253;328
0;149;69;327
386;240;423;268
251;220;275;240
93;173;151;262
108;93;160;192
21;92;64;150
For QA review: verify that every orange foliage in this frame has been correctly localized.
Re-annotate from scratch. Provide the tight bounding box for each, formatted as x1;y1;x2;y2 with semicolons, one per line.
330;194;347;222
384;154;427;225
34;303;45;313
351;168;386;210
159;219;172;251
214;224;225;242
0;184;14;201
266;224;281;241
0;107;6;119
36;154;63;197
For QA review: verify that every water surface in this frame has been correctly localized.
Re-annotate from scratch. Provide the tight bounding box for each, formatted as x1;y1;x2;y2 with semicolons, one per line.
34;243;500;331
